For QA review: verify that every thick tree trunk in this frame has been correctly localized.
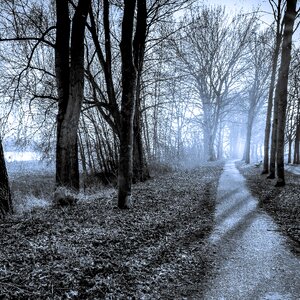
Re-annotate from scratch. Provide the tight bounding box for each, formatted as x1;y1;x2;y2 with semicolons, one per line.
118;0;137;209
203;125;216;161
208;135;216;161
275;0;297;186
55;0;91;192
202;103;217;162
0;139;12;218
132;0;150;182
55;0;71;188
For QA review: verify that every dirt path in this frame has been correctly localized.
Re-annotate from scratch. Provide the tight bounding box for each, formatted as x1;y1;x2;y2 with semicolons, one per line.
203;161;300;300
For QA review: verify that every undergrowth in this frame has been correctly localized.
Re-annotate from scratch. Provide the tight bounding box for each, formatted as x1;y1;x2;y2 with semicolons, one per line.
0;161;224;299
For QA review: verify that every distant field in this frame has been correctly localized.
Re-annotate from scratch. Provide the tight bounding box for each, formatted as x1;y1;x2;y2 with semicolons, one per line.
5;159;55;213
6;159;55;177
5;151;41;162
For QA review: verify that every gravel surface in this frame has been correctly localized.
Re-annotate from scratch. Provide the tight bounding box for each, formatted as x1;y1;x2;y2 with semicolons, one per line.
202;161;300;300
236;161;300;255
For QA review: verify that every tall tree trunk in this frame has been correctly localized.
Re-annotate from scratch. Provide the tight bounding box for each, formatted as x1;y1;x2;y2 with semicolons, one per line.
118;0;137;209
132;0;150;182
294;120;300;164
55;0;91;192
262;34;281;173
133;95;150;182
217;124;223;160
268;89;279;179
208;134;216;161
0;138;12;218
244;121;253;164
287;137;292;164
55;0;70;188
275;0;297;186
262;0;283;174
244;103;255;164
203;113;216;161
267;0;284;179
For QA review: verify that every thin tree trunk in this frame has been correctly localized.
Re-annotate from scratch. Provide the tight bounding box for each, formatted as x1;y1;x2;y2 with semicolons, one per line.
0;138;12;218
288;138;292;164
244;98;255;164
244;117;253;164
294;110;300;164
275;0;297;186
268;91;279;179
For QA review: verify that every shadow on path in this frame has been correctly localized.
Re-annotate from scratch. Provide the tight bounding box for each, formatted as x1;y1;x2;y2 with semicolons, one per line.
202;161;300;300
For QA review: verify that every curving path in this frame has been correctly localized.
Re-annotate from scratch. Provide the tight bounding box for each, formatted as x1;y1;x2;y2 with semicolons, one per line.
203;161;300;300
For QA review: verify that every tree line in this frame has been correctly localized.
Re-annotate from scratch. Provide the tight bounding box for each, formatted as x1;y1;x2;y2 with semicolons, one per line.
0;0;299;217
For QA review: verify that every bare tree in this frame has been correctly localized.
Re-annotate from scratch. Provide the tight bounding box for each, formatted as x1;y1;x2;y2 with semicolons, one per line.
117;0;149;208
55;0;91;193
243;31;272;164
274;0;297;186
263;0;285;175
0;137;12;218
169;7;255;161
288;49;300;164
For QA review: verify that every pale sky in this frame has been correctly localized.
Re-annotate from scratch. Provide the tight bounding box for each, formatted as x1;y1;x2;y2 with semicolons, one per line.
204;0;274;26
204;0;300;41
205;0;271;12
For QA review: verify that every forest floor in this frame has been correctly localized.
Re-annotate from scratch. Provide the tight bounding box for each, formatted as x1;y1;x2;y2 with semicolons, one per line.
236;161;300;255
0;161;224;299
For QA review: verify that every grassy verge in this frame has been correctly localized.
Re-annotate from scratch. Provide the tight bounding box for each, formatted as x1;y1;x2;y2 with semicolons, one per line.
236;161;300;255
0;162;224;299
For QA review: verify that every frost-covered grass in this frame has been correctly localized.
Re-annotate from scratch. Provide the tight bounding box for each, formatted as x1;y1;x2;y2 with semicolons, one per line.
6;160;55;177
7;161;54;214
7;160;117;213
0;161;224;299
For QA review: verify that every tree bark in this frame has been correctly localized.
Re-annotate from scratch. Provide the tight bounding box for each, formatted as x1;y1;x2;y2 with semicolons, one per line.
262;0;283;174
55;0;71;187
118;0;137;209
133;96;150;182
55;0;91;192
0;138;12;218
294;120;300;164
262;35;281;173
268;89;279;179
275;0;297;186
244;111;254;164
132;0;150;182
288;137;292;164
